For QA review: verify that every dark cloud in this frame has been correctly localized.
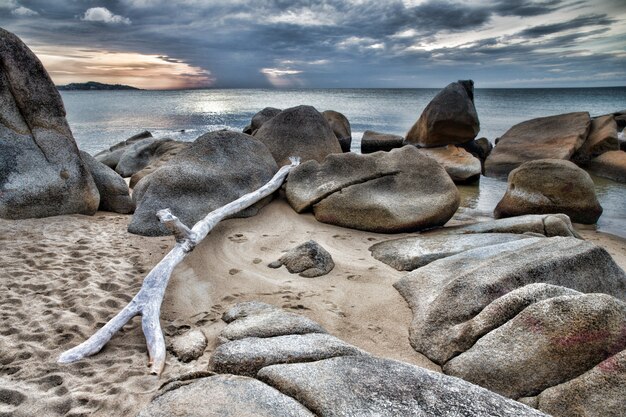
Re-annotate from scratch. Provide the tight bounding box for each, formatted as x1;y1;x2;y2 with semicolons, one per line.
518;13;615;37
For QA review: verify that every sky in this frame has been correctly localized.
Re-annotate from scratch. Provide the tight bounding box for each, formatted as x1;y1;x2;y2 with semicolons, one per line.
1;0;625;89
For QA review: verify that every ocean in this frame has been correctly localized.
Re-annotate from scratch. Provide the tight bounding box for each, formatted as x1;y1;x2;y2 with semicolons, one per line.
60;87;626;238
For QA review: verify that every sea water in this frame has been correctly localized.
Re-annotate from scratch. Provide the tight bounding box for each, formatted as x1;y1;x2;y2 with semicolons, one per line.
60;87;626;237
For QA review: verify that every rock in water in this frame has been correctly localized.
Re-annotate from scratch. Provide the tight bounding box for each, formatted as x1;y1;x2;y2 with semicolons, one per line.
285;146;459;233
405;80;480;147
0;28;99;219
322;110;352;152
360;130;404;153
253;105;342;166
128;130;278;236
269;240;334;277
137;374;314;417
79;151;134;214
93;131;153;168
444;293;626;399
257;356;547;416
485;112;591;178
572;115;619;164
243;107;281;135
587;150;626;183
494;159;602;224
418;145;482;183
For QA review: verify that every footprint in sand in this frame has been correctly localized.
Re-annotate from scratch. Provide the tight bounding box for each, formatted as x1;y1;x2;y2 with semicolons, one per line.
228;233;248;243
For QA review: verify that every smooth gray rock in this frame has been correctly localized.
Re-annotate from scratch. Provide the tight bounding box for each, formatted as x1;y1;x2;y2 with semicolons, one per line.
587;150;626;183
270;240;334;277
485;112;591;178
457;213;581;238
572;114;619;164
0;28;100;219
137;374;314;417
322;110;352;152
253;105;342;166
418;145;482;183
210;333;366;377
369;233;535;271
243;107;281;135
129;130;278;236
115;137;185;178
360;130;404;153
405;80;480;147
286;146;460;233
394;237;626;364
444;294;626;399
258;356;547;417
79;150;134;214
93;131;153;168
519;348;626;417
170;329;207;363
129;140;189;188
222;301;279;324
220;309;326;342
494;159;603;224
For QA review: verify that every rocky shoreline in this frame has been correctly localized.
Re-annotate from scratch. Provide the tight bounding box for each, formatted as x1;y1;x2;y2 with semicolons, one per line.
1;27;626;417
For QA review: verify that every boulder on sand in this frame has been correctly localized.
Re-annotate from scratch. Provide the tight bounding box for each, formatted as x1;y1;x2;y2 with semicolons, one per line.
128;130;278;236
587;150;626;183
322;110;352;152
494;159;602;224
0;28;99;219
418;145;482;183
79;151;134;214
360;130;404;153
268;240;335;277
243;107;281;135
285;146;460;233
572;115;619;164
253;105;342;166
93;131;153;168
485;112;591;178
405;80;480;147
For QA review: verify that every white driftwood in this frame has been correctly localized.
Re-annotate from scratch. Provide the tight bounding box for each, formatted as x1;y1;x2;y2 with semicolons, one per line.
58;157;300;375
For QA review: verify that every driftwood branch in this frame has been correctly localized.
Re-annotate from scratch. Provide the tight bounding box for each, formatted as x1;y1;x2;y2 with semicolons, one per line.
58;157;301;375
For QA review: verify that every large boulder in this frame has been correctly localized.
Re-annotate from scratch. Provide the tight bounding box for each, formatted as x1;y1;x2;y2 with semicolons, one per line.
369;233;535;271
253;105;342;166
79;151;134;214
485;112;591;178
128;130;278;236
268;240;335;277
322;110;351;152
587;150;626;183
129;140;189;188
405;80;480;147
243;107;281;135
285;146;460;233
258;356;547;416
494;159;602;224
572;115;619;164
444;293;626;399
93;131;153;168
418;145;482;183
394;237;626;365
137;374;314;417
0;28;100;219
360;130;404;153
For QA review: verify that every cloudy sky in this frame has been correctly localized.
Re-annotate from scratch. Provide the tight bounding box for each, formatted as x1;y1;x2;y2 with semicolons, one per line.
1;0;625;89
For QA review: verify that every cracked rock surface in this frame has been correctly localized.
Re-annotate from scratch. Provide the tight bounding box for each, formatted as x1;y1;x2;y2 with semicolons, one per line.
285;146;459;233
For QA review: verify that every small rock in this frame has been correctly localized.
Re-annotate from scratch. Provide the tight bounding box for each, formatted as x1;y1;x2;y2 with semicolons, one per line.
360;130;404;153
322;110;352;152
170;329;207;363
243;107;281;135
270;240;334;277
94;131;153;168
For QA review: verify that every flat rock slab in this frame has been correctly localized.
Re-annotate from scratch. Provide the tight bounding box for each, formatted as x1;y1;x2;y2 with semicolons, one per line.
220;309;326;342
210;333;366;377
269;240;334;277
137;374;314;417
370;232;533;271
587;150;626;183
286;146;459;233
456;213;581;238
485;112;591;178
418;145;482;183
258;356;547;417
360;130;404;153
394;237;626;364
444;294;626;399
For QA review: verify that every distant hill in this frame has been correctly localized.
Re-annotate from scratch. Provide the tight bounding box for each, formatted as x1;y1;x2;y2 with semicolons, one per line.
57;81;141;91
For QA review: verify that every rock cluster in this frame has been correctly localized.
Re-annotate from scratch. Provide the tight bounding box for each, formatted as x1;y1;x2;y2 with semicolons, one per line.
79;151;134;214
